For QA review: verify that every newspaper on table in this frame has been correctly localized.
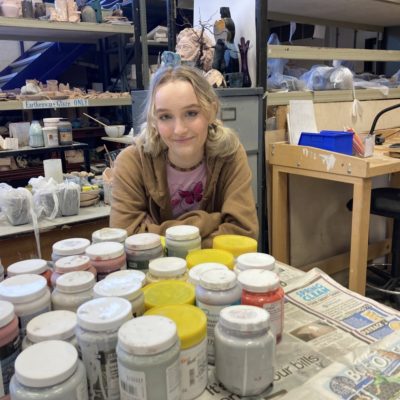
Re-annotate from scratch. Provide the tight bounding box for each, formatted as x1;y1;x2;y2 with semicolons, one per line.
197;266;400;400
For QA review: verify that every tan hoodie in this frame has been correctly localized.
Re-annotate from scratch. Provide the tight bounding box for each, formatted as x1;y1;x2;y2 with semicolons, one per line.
110;142;259;248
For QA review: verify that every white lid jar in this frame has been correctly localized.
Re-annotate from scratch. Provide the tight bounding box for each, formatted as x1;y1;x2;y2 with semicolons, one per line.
52;238;91;257
22;310;78;351
234;252;276;275
7;258;52;287
76;297;132;400
0;274;51;336
52;270;95;312
93;276;145;317
146;257;188;284
52;255;96;288
188;262;229;286
125;233;163;270
165;225;201;259
92;227;128;243
9;340;88;400
196;268;241;364
215;305;275;397
117;315;181;400
105;269;147;286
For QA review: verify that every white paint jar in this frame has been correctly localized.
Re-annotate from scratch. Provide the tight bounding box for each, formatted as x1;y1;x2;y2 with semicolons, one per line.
165;225;201;259
52;271;95;312
22;310;78;351
94;276;145;317
7;258;52;287
10;340;88;400
145;305;208;400
125;233;163;270
188;262;229;286
215;305;275;397
117;315;181;400
195;269;241;364
146;257;188;283
105;269;147;286
234;252;276;275
76;297;132;400
0;274;51;337
92;228;127;244
52;238;91;262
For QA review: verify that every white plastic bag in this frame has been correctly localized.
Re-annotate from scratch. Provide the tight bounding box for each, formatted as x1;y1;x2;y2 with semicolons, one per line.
29;176;61;220
0;183;34;226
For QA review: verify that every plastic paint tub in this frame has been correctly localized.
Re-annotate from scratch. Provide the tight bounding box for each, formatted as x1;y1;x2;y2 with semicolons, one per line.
212;235;257;258
146;257;188;283
105;269;147;286
52;238;91;257
145;304;207;400
142;280;195;310
92;228;128;244
234;252;276;275
125;233;163;270
52;255;96;287
186;249;235;270
165;225;201;259
7;258;52;287
188;262;229;286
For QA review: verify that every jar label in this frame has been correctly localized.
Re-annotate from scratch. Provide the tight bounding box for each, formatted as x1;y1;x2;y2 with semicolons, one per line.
81;345;120;400
0;334;21;396
118;366;146;400
263;297;284;338
127;260;149;271
59;131;73;142
166;358;181;400
180;339;207;398
166;245;201;259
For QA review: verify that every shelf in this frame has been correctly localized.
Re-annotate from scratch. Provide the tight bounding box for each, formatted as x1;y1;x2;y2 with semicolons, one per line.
268;45;400;62
0;142;88;158
0;97;131;111
101;135;134;145
266;88;400;105
0;17;133;43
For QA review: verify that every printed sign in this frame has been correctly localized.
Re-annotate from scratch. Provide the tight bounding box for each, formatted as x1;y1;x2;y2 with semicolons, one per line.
22;98;89;109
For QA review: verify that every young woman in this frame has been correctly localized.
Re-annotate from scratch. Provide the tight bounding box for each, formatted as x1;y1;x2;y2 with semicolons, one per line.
110;65;258;247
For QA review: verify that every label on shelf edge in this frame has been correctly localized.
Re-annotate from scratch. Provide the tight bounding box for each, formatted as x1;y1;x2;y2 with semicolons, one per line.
22;98;90;109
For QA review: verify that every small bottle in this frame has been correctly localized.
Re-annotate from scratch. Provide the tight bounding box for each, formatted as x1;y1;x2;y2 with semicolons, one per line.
238;269;284;343
195;268;241;364
57;120;73;145
146;257;188;284
215;305;275;396
117;316;181;400
10;341;88;400
29;120;44;148
165;225;201;259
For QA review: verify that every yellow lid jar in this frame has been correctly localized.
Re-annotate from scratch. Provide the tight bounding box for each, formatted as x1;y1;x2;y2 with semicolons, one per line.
142;280;195;310
145;304;207;400
146;257;188;284
212;235;257;258
186;248;235;270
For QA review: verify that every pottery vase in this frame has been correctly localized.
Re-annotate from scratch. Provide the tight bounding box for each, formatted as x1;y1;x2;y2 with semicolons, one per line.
239;37;252;88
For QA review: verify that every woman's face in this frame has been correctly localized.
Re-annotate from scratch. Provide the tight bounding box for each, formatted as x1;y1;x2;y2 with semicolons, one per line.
154;80;209;168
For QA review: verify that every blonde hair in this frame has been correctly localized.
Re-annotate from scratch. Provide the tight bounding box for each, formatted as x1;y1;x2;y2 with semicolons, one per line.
137;65;240;158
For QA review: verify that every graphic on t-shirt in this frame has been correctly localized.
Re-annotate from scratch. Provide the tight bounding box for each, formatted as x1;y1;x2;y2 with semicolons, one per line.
171;181;203;212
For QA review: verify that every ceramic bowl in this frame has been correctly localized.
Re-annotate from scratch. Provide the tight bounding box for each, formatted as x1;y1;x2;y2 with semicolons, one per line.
105;125;125;138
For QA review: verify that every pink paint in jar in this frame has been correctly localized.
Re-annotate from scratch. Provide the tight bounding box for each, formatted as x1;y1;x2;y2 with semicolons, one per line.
0;300;21;398
52;255;97;287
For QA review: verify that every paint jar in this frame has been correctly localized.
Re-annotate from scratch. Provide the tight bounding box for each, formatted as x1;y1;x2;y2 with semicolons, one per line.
52;255;97;287
145;305;207;400
51;238;91;262
51;271;95;312
85;241;126;280
188;262;229;286
7;258;52;287
94;276;145;317
215;305;275;396
142;280;195;311
28;120;44;148
92;228;128;244
22;310;78;351
186;249;235;270
42;126;59;147
234;252;276;275
76;297;132;400
105;269;147;287
117;315;181;400
195;269;241;364
0;300;21;398
238;269;284;344
165;225;201;259
0;274;51;337
57;120;73;145
146;257;188;284
9;340;88;400
212;234;257;258
125;233;163;270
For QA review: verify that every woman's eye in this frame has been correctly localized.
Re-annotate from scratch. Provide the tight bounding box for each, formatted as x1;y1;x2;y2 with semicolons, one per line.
187;110;198;117
159;114;171;121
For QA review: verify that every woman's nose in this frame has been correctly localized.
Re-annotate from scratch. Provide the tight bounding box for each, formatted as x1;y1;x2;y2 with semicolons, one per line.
174;118;187;134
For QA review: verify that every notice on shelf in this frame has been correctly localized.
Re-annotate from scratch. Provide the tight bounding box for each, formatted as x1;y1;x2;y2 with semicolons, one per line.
22;98;90;109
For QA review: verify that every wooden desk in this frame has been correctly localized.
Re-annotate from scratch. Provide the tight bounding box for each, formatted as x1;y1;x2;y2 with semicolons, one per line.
269;142;400;295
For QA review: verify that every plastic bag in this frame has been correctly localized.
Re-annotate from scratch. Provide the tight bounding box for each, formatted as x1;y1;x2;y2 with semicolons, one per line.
0;183;34;226
29;176;61;220
300;65;353;91
58;181;80;216
267;73;306;92
267;33;288;77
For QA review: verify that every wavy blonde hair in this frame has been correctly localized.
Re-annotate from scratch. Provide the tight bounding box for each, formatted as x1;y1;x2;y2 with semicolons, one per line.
137;65;239;158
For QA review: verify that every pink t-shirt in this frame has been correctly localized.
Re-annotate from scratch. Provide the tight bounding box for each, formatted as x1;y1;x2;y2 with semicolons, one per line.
167;161;207;218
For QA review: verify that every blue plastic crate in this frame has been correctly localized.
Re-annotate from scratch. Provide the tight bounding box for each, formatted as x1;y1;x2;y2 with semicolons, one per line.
298;130;353;155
